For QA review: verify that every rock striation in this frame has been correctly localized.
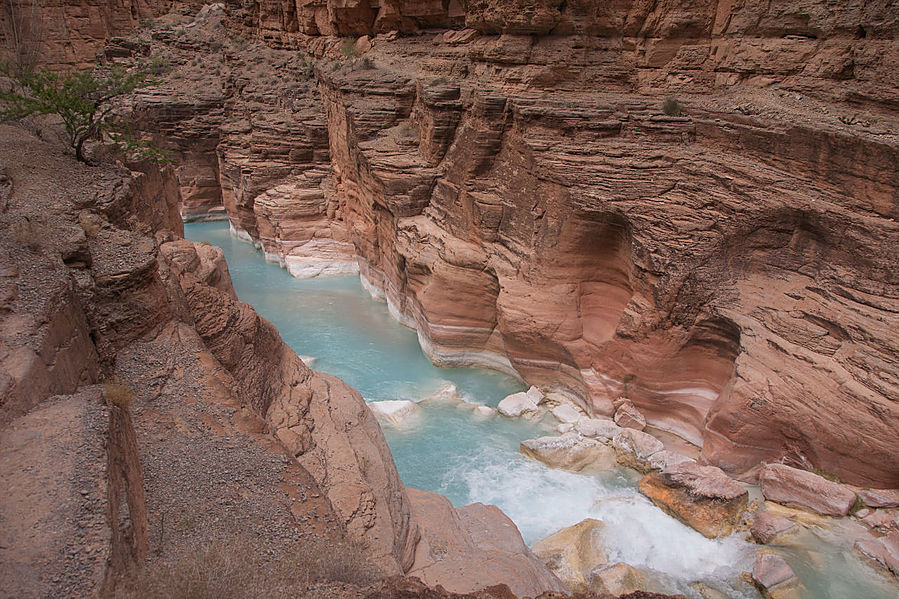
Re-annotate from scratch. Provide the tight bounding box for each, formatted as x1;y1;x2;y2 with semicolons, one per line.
65;1;899;488
759;463;857;517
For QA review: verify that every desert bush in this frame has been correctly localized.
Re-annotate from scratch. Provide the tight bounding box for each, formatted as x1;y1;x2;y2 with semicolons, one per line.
340;37;359;58
662;96;682;116
116;534;379;599
104;379;135;408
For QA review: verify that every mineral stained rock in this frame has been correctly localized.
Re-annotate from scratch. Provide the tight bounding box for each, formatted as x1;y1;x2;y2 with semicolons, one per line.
639;462;749;538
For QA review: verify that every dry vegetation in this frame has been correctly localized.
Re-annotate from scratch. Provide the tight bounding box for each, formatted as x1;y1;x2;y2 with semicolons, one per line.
104;379;136;408
115;534;380;599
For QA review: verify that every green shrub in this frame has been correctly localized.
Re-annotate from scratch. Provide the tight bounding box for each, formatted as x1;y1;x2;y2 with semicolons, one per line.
0;60;168;164
339;37;359;57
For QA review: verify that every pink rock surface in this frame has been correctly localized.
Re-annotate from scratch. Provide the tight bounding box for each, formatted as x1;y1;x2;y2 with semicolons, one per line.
759;464;857;517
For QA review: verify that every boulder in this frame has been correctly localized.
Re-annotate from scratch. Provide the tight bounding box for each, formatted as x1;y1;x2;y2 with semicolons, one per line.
588;562;648;596
367;400;420;427
751;553;803;599
420;382;461;405
613;401;646;431
354;35;372;54
556;423;574;433
638;462;748;538
612;429;664;472
750;511;799;544
531;518;607;592
575;417;622;441
406;488;566;596
473;405;495;417
551;403;583;425
858;488;899;509
498;389;540;418
647;450;694;472
759;464;857;517
860;509;899;532
854;530;899;577
520;433;616;472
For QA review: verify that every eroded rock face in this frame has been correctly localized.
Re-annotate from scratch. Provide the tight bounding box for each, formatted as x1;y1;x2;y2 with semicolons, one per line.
97;0;899;489
855;531;899;578
759;464;857;517
406;487;565;597
158;238;419;574
639;462;749;538
613;429;665;473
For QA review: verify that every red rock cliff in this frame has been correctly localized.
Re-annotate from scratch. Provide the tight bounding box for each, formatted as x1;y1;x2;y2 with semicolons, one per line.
60;2;896;487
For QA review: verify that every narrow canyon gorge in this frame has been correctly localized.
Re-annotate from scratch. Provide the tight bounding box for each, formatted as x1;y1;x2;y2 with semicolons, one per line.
0;1;897;598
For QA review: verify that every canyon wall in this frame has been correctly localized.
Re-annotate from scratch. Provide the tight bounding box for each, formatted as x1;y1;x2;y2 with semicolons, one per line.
133;2;896;487
16;2;894;486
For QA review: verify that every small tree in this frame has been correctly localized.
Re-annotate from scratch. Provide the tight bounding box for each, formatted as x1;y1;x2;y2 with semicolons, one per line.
0;61;166;164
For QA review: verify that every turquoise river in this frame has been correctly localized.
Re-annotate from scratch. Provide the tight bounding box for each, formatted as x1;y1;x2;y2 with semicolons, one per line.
186;220;897;599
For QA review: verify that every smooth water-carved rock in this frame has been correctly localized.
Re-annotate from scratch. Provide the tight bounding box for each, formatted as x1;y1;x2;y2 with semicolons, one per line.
520;433;616;472
760;464;857;517
551;403;583;425
419;382;461;405
588;562;649;596
368;400;421;427
639;462;748;538
750;511;799;545
531;518;607;593
612;429;664;472
498;388;541;418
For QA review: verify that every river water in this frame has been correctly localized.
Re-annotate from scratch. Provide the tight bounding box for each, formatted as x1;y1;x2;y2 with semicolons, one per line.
186;220;897;599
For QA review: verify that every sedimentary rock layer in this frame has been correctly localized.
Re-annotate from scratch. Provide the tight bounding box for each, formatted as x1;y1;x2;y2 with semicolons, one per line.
115;3;899;487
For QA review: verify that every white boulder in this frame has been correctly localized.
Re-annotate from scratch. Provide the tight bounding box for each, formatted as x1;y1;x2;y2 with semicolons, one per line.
368;400;420;426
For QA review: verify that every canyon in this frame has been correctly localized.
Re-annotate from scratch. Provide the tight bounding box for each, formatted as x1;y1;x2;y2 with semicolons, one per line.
0;0;897;597
124;0;897;487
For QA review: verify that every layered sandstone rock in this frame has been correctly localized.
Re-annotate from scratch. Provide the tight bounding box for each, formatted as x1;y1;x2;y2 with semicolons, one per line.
159;238;419;574
855;531;899;577
750;511;798;545
93;0;899;490
613;429;665;473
